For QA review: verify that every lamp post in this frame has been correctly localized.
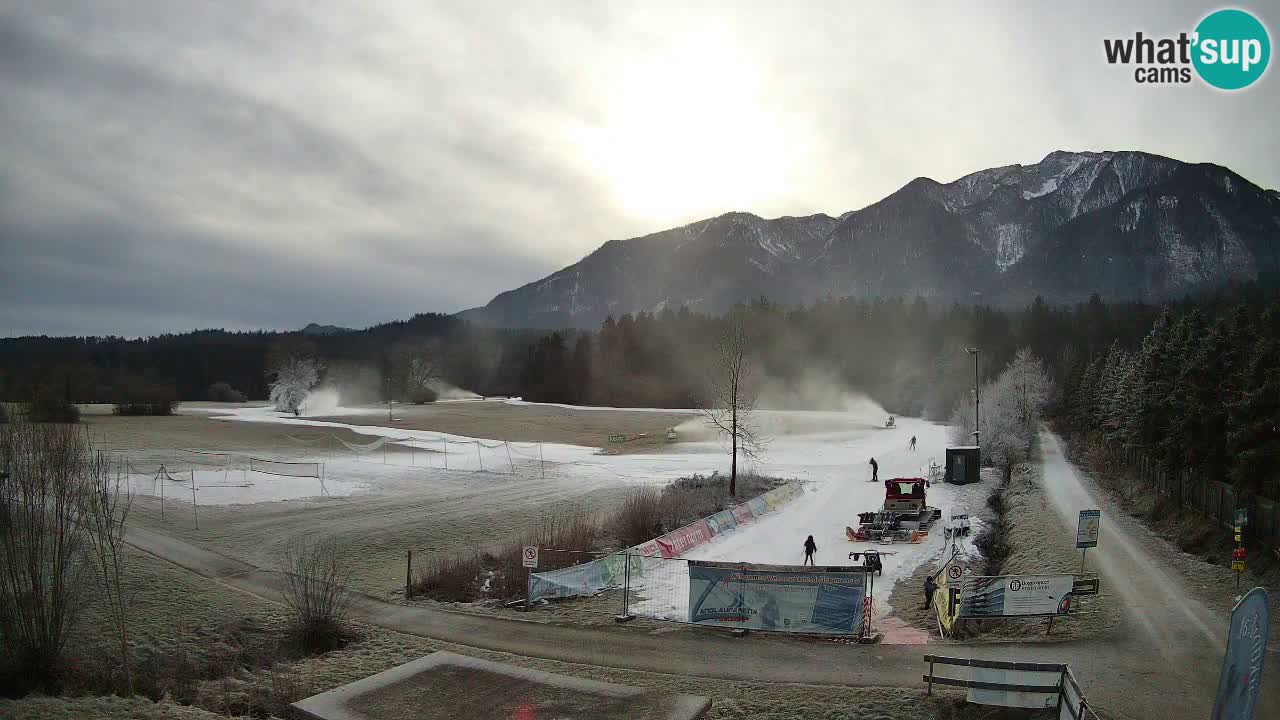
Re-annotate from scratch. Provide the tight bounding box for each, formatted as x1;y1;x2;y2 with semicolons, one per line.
964;347;980;447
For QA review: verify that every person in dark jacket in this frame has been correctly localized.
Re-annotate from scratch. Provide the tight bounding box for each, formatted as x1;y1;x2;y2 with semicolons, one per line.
909;435;917;451
803;535;817;566
869;457;878;482
923;574;938;608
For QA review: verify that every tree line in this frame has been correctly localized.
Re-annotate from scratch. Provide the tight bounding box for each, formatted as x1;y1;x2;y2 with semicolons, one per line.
1060;293;1280;501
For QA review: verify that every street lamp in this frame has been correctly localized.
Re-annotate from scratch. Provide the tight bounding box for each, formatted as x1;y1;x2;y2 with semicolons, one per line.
964;347;980;447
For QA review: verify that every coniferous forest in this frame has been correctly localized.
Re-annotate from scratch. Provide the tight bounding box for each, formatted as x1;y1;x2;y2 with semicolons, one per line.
2;287;1276;499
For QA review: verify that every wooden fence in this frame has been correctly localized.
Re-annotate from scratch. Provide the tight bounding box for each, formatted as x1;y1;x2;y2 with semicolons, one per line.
1124;447;1280;555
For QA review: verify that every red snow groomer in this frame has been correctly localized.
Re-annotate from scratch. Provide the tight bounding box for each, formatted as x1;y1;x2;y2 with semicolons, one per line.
846;478;939;543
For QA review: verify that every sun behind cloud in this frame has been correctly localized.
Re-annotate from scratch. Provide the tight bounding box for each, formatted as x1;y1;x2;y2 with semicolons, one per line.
578;26;798;226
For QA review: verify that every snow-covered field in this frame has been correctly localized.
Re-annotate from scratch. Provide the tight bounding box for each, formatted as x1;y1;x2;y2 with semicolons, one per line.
126;400;983;621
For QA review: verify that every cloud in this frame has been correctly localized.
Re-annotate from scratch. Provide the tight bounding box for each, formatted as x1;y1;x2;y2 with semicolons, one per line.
2;1;1276;337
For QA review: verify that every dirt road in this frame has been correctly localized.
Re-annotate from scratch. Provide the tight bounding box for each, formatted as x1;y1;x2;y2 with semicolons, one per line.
1038;430;1279;717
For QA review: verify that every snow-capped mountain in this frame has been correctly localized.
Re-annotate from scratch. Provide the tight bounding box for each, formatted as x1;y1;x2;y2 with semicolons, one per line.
461;151;1280;328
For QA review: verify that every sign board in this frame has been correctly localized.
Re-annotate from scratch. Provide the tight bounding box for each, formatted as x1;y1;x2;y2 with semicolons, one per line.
607;434;626;443
947;564;963;581
1232;561;1246;572
521;546;538;569
1075;510;1101;549
688;561;866;635
1212;587;1270;720
1234;508;1248;526
960;575;1075;617
1072;578;1100;596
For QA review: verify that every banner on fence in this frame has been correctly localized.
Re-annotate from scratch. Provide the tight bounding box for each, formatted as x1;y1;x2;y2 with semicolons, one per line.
655;519;713;558
688;561;866;634
959;575;1074;618
528;481;804;602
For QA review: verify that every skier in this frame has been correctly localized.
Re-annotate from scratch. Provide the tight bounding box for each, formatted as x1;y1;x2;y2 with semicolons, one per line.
869;457;878;483
923;574;938;609
803;535;817;566
909;435;917;452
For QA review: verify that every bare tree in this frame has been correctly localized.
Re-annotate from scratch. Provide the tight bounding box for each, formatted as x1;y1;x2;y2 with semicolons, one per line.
84;449;134;693
0;420;94;693
701;310;764;497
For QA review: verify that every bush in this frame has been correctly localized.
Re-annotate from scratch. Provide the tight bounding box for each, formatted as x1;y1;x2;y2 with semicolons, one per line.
26;385;79;423
207;381;247;403
112;376;178;416
279;538;353;654
412;508;598;602
613;486;662;546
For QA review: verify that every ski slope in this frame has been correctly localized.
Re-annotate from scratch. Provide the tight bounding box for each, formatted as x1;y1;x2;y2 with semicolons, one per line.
629;413;985;620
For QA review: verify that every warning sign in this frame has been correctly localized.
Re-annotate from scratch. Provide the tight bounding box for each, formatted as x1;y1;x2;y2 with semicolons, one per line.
947;565;963;581
522;546;539;569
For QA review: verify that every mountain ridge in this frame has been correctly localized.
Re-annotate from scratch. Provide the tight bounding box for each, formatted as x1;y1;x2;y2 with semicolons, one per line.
460;150;1280;328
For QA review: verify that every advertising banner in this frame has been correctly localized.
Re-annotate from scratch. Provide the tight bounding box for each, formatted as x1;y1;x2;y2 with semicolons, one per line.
688;561;866;634
528;481;803;602
1212;587;1270;720
655;518;713;558
959;575;1075;617
707;509;737;534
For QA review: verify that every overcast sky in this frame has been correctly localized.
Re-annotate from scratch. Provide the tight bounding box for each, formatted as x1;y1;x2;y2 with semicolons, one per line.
2;1;1276;337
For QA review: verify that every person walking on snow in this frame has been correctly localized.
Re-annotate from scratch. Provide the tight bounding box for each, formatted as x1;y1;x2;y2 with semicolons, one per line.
803;535;817;566
923;574;938;609
869;457;878;482
909;435;917;452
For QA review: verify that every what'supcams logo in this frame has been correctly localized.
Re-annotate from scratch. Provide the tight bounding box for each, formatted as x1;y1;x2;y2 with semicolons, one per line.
1104;8;1270;89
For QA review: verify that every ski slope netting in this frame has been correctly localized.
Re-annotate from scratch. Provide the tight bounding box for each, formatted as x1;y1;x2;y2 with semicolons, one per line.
528;481;805;608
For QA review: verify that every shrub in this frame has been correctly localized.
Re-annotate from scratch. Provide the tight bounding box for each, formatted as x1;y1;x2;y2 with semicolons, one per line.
413;553;484;602
279;538;353;654
207;381;247;403
0;420;95;695
412;508;599;602
26;385;79;423
112;376;178;416
613;486;662;546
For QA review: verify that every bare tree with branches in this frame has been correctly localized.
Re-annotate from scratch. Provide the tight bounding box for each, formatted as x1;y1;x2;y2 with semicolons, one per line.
0;420;94;693
700;310;764;497
85;448;134;694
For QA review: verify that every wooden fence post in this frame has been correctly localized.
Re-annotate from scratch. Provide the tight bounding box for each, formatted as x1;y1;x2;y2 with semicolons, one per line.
406;550;413;600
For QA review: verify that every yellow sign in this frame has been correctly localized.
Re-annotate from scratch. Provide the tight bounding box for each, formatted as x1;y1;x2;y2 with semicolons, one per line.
934;563;962;635
1232;561;1246;572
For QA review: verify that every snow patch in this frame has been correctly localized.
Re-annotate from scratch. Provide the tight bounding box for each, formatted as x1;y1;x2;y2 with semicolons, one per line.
993;223;1027;270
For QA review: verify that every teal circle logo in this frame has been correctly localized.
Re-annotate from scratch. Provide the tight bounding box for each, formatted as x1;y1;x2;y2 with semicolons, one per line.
1192;9;1270;90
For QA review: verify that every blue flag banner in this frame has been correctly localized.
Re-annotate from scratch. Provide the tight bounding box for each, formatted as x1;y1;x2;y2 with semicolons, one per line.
1212;587;1270;720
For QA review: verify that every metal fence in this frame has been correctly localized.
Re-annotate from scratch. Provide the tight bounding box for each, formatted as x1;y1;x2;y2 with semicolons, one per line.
1124;447;1280;555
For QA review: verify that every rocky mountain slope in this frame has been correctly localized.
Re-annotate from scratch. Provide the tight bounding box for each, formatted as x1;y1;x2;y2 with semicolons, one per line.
462;151;1280;328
